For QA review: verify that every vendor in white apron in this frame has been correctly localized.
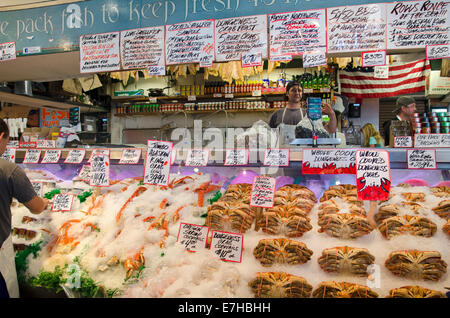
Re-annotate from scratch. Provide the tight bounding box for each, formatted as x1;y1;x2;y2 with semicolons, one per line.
268;81;337;144
0;118;48;298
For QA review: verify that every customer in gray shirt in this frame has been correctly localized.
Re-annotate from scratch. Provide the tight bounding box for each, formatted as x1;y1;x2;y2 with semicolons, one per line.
0;117;48;298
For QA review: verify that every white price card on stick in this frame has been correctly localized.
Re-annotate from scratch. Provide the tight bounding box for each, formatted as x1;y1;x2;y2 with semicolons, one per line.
119;148;142;165
426;44;450;60
89;155;110;187
185;149;209;167
65;149;86;164
224;149;249;166
407;149;437;170
250;176;276;208
0;41;16;62
362;50;386;67
414;134;450;148
356;149;391;201
210;230;243;263
31;181;44;197
36;140;56;148
177;223;210;252
23;149;41;164
77;165;91;182
143;140;173;186
394;136;413;148
303;50;327;68
51;193;75;212
0;147;16;163
80;32;120;73
20;142;37;149
88;149;110;162
41;149;62;164
147;65;166;76
263;149;289;167
241;52;262;68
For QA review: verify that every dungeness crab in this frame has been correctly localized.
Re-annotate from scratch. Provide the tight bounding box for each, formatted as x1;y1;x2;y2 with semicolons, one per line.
385;250;447;281
320;184;357;202
253;238;313;267
257;206;312;237
206;201;255;233
221;183;252;204
318;213;374;239
317;246;375;276
378;215;437;239
312;281;378;298
430;186;450;198
443;219;450;235
374;204;400;226
248;272;312;298
432;199;450;220
318;200;366;221
273;185;317;212
386;286;445;298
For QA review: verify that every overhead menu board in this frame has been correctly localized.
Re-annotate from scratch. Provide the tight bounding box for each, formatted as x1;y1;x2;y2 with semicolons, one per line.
120;27;165;70
165;20;214;65
269;9;326;60
327;4;387;53
215;15;268;62
80;32;120;73
387;0;450;50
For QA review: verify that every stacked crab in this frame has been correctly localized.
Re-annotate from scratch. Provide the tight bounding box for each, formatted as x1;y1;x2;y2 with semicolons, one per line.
248;185;317;298
317;184;375;239
430;186;450;236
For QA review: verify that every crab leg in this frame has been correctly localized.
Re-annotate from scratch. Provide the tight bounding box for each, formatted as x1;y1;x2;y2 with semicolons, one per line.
116;186;148;223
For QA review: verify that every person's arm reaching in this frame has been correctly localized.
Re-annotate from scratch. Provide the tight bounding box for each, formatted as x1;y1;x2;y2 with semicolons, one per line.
23;196;49;214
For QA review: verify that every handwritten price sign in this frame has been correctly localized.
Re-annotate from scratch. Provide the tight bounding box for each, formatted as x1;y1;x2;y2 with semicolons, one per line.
374;65;389;78
250;176;276;208
51;193;74;212
362;50;386;67
0;147;16;163
0;41;16;62
426;44;450;60
65;149;86;164
241;52;262;68
147;65;166;76
302;148;356;174
89;155;110;187
88;149;110;162
31;181;44;197
210;230;243;263
77;165;91;182
177;222;209;252
394;136;413;148
23;149;41;164
303;50;327;68
185;149;209;167
36;140;56;148
143;140;173;186
407;149;437;169
356;150;391;201
41;150;62;164
263;149;290;167
119;148;142;164
414;134;450;148
224;149;249;166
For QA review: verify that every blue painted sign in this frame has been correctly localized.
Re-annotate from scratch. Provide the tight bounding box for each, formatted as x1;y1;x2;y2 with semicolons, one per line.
0;0;409;55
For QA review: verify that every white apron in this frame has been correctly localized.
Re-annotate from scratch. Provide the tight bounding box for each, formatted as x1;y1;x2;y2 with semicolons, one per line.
278;107;303;146
0;235;20;298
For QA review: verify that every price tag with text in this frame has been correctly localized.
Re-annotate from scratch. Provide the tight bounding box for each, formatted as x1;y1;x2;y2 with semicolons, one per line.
65;149;86;164
362;50;386;67
407;149;437;169
19;142;37;149
303;50;327;68
199;47;214;67
143;140;173;186
356;150;391;201
302;148;356;174
426;44;450;60
23;149;41;164
177;222;209;252
51;193;75;212
0;41;16;62
394;136;413;148
263;149;290;167
36;140;56;148
0;147;16;163
250;176;276;208
77;165;91;182
41;149;62;164
89;155;110;187
241;52;262;68
185;149;209;167
88;149;110;162
210;230;243;263
269;55;292;62
119;148;142;164
224;149;249;166
31;181;44;197
414;134;450;148
147;65;166;76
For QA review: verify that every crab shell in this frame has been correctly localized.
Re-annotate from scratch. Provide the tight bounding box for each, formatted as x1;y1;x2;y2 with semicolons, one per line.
432;199;450;220
221;183;252;204
378;215;437;239
248;272;312;298
320;184;357;202
318;200;366;221
258;210;312;238
206;201;255;233
274;185;317;212
253;238;313;267
313;281;378;298
401;192;426;202
385;250;448;282
375;204;400;226
430;186;450;198
399;201;425;214
386;285;446;298
318;246;375;276
318;213;374;239
443;219;450;236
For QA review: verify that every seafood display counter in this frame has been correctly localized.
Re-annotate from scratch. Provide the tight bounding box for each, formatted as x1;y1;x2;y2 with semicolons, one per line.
11;156;450;298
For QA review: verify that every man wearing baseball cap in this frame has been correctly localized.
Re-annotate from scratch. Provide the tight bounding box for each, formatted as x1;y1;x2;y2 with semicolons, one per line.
383;96;416;146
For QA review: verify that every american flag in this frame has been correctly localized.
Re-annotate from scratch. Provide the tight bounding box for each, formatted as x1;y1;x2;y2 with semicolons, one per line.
339;58;431;99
